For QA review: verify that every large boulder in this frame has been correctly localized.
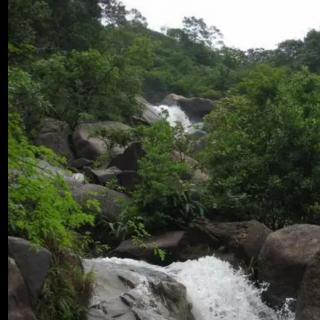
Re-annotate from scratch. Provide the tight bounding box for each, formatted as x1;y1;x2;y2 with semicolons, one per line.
37;159;85;184
108;142;145;171
108;142;146;190
134;96;160;125
69;183;130;222
113;231;186;265
161;93;215;122
72;121;131;160
83;166;122;185
295;250;320;320
179;219;271;268
8;257;37;320
257;224;320;307
8;237;52;304
35;118;74;162
83;258;194;320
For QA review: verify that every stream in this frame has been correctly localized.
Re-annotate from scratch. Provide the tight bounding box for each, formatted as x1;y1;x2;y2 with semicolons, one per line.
84;104;295;320
84;256;295;320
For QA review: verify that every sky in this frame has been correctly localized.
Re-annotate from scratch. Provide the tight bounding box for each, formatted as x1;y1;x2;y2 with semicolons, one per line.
121;0;320;50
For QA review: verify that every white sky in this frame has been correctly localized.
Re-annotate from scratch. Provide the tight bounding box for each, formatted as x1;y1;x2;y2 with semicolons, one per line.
121;0;320;50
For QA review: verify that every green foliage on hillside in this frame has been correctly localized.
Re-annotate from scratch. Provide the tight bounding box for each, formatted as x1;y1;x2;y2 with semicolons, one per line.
8;112;94;249
121;120;204;233
7;0;320;316
202;66;320;228
32;49;141;128
8;112;96;319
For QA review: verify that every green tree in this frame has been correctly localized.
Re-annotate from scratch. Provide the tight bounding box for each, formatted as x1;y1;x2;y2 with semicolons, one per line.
8;67;51;136
32;49;141;128
203;67;320;228
182;16;223;48
122;121;204;232
8;112;94;249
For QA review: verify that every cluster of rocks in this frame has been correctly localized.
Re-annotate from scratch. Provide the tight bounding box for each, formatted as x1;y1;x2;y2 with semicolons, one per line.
112;220;320;319
33;95;210;239
10;95;320;319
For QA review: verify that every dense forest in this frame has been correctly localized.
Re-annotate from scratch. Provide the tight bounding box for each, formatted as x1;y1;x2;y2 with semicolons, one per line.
8;0;320;319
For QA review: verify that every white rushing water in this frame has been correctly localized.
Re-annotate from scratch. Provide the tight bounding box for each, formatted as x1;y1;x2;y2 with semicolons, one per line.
153;104;194;131
86;256;295;320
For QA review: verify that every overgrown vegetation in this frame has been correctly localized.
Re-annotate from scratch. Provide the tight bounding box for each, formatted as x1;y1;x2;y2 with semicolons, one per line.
8;113;95;319
8;0;320;317
120;120;204;233
202;66;320;228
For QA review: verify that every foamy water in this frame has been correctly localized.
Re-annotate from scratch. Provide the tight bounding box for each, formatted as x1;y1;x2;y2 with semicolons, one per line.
84;256;295;320
153;104;194;131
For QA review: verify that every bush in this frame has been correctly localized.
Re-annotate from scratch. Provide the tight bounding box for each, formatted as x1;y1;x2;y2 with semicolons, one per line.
8;113;96;319
8;112;94;249
32;49;141;128
121;120;204;233
202;67;320;228
8;67;51;137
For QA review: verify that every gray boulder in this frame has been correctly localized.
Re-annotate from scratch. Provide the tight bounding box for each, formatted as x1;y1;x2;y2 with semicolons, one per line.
35;118;74;162
179;219;271;268
113;231;186;264
257;224;320;307
295;250;320;320
8;237;52;304
37;159;85;184
108;142;145;190
108;142;145;171
69;183;129;221
73;121;131;160
83;258;194;320
83;166;122;185
134;96;160;125
161;93;215;122
8;257;37;320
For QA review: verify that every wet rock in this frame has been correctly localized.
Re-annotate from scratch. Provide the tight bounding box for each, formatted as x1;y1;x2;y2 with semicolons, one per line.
83;258;194;320
295;250;320;320
8;237;52;304
257;224;320;307
134;96;160;125
161;93;215;122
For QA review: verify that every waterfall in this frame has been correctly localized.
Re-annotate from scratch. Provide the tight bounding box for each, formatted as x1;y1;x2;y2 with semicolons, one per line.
166;256;294;320
84;256;295;320
152;104;195;132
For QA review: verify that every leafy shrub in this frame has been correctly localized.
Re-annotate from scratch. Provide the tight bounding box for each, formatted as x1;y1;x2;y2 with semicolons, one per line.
8;67;51;137
202;67;320;228
32;49;141;128
8;112;94;249
121;120;205;232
